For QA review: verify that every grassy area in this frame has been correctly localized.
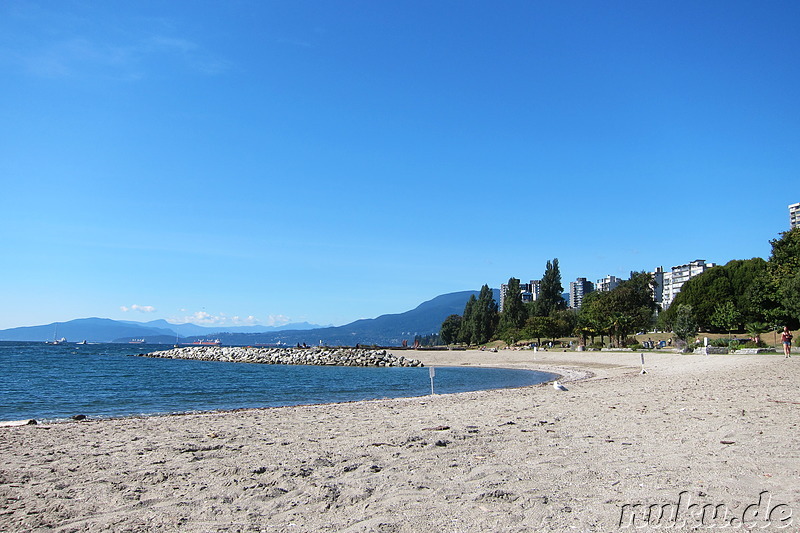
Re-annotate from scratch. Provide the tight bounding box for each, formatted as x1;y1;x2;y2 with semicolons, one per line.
472;330;786;351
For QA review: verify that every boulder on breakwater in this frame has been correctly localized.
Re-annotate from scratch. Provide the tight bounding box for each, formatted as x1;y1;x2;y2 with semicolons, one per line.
138;346;424;368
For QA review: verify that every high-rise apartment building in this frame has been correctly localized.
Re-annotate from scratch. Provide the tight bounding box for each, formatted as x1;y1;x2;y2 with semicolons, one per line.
651;267;666;308
790;202;799;229
500;279;540;311
658;259;716;309
595;275;622;293
569;278;594;309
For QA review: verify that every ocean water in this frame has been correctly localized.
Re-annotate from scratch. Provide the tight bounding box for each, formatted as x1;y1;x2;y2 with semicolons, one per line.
0;342;555;422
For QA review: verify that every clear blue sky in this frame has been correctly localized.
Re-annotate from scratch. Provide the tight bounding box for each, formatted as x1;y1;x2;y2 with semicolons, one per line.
1;1;798;330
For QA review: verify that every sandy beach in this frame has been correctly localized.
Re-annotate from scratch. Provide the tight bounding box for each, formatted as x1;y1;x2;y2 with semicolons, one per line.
1;349;798;532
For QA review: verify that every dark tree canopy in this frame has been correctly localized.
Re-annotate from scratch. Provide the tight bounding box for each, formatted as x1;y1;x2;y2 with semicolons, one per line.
768;228;800;282
457;295;477;344
471;284;499;345
768;228;800;329
439;314;462;345
534;258;567;317
577;271;657;347
665;258;768;331
499;278;527;333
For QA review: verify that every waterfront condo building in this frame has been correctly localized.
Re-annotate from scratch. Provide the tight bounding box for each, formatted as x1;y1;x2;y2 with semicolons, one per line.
651;267;666;308
657;259;716;309
790;202;800;229
569;278;594;309
595;275;623;293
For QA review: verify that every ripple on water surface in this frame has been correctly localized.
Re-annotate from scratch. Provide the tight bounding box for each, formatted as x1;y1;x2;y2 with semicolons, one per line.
0;342;555;422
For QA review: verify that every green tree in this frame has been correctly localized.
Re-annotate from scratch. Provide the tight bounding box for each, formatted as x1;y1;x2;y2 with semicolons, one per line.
576;291;609;345
778;271;800;326
439;314;462;345
767;228;800;329
672;304;698;345
590;272;658;347
743;273;781;327
541;315;562;342
534;258;566;317
471;285;499;345
499;278;527;334
499;327;523;347
522;316;553;346
767;228;800;283
663;258;767;330
552;308;578;340
710;301;743;338
458;295;477;344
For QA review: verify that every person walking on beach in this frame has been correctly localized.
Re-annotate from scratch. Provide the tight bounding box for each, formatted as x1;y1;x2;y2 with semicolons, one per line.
781;326;793;358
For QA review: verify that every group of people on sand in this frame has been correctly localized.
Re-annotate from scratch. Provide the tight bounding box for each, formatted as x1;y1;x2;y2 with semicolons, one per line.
782;326;793;358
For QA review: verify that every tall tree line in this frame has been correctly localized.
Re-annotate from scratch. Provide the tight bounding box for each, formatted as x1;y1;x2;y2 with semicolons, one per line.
440;229;799;347
440;258;570;346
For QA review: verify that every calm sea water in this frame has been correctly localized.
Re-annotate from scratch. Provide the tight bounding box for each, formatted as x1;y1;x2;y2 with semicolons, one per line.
0;342;554;422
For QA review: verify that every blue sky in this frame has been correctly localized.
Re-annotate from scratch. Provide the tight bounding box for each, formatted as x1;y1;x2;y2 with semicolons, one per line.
1;1;798;330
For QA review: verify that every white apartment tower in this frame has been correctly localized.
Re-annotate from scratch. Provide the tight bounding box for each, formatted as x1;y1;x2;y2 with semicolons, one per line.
790;202;800;229
658;259;716;309
596;275;622;292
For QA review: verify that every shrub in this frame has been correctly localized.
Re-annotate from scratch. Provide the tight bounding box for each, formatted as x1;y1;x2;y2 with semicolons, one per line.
623;336;639;347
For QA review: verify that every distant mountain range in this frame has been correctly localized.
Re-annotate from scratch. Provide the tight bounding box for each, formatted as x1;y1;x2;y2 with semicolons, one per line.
0;290;491;346
117;319;324;337
0;317;324;344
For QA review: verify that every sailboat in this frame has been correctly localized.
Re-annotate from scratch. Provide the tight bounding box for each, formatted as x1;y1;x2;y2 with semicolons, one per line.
45;324;67;345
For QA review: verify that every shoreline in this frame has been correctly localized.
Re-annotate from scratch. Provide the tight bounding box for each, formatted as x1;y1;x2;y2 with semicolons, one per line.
0;350;559;426
1;350;797;531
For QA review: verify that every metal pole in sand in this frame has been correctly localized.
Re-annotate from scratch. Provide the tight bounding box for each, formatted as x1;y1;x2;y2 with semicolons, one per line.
429;366;436;395
640;353;647;374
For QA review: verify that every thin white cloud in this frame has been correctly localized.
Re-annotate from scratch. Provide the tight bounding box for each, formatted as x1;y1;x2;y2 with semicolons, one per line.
120;304;157;313
171;311;243;326
230;315;260;326
2;6;228;80
168;311;290;327
266;314;291;326
172;311;225;325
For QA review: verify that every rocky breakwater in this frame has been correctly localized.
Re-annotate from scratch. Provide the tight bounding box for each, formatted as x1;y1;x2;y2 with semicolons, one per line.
139;346;424;368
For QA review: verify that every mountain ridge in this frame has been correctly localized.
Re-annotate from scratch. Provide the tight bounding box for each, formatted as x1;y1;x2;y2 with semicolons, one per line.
0;290;489;345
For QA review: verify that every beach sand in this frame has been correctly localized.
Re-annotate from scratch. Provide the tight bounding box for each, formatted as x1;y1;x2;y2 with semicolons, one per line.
1;350;798;531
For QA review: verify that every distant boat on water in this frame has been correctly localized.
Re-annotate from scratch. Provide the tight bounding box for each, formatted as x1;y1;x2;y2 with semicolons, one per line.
45;324;66;345
189;339;222;346
129;339;146;344
76;340;87;345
